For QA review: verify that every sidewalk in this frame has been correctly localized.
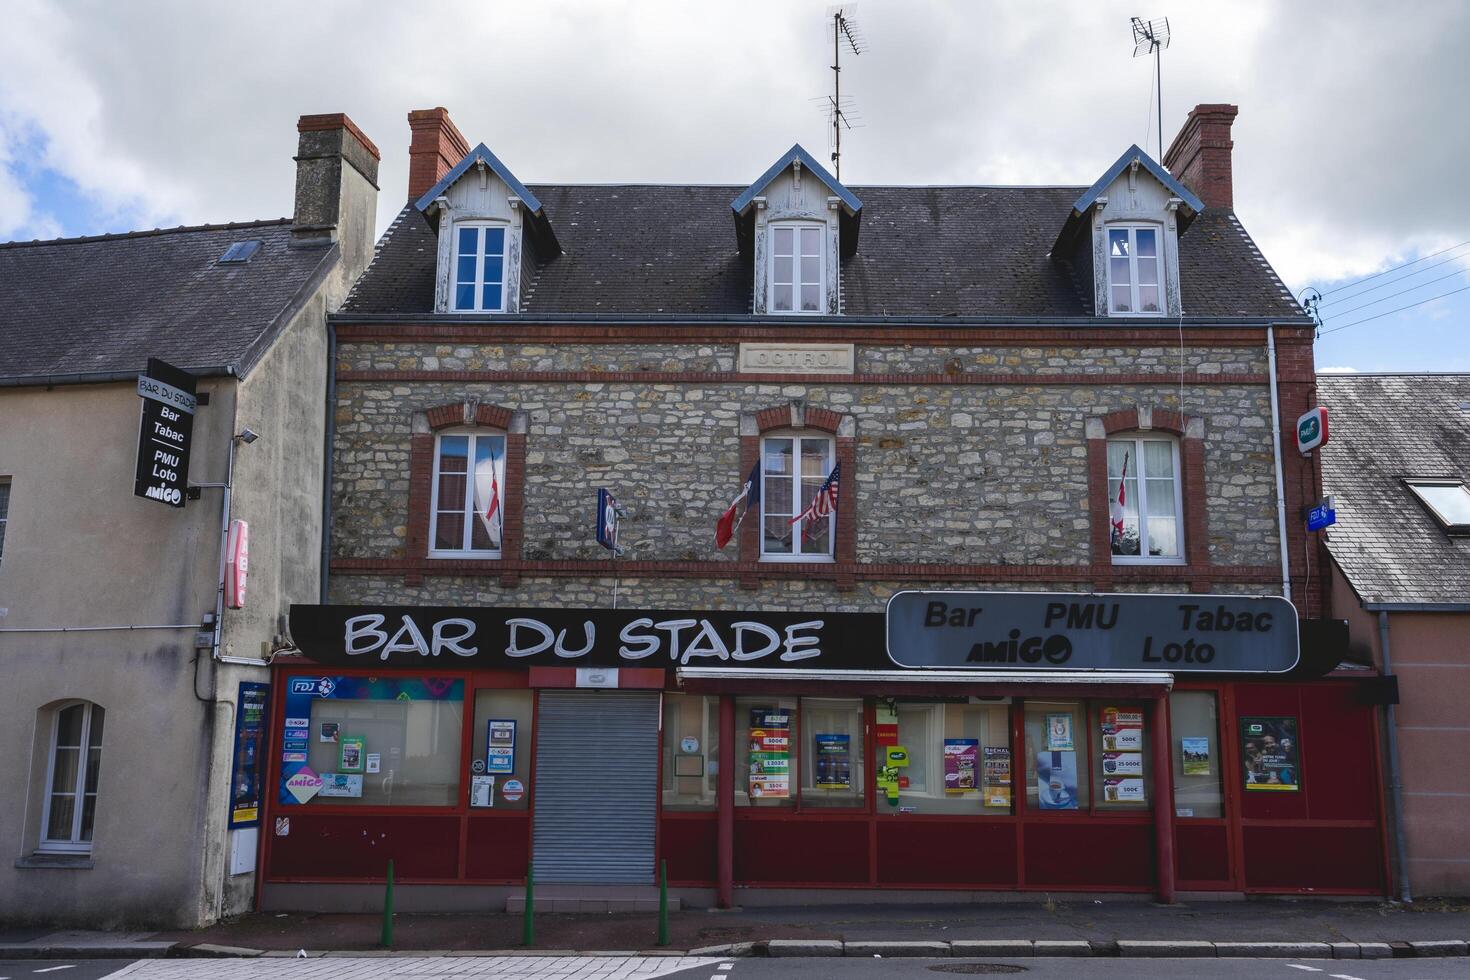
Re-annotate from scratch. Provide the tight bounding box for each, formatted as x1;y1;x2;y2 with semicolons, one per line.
5;898;1470;959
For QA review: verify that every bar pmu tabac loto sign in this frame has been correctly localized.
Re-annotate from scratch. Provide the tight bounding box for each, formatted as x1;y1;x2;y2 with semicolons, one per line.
134;357;197;508
886;591;1300;673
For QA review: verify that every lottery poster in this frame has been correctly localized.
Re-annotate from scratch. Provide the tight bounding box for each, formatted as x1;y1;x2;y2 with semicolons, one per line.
943;739;978;794
748;707;791;799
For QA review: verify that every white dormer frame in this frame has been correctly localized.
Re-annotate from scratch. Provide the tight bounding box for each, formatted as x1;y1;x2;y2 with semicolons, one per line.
751;169;842;316
1088;180;1185;317
431;186;527;314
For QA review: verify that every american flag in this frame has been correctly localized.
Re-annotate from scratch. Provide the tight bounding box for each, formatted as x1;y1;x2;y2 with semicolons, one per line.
790;462;840;542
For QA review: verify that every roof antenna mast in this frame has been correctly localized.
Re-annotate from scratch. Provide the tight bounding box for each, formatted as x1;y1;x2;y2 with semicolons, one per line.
827;6;865;181
1131;16;1171;161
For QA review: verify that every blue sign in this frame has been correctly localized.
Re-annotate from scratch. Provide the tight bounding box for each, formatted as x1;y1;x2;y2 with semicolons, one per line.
1307;505;1337;532
227;682;270;828
596;488;620;551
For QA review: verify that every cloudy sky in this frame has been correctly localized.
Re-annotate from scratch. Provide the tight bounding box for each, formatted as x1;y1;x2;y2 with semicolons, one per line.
2;0;1466;370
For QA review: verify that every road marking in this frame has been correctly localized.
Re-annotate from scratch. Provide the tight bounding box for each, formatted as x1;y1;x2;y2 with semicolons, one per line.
1329;974;1366;980
720;965;735;970
1286;967;1323;974
712;974;728;980
33;968;76;975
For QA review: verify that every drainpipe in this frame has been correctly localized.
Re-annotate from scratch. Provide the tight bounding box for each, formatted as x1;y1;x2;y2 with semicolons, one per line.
1378;611;1412;903
320;320;337;604
1265;328;1293;604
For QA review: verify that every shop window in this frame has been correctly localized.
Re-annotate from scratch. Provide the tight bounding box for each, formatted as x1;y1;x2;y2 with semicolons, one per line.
761;433;836;560
1170;691;1223;818
40;701;105;853
470;689;532;810
294;677;463;808
1107;435;1183;563
1089;703;1152;810
735;697;796;808
890;701;1012;815
799;698;864;808
662;694;719;811
430;430;507;558
1023;701;1089;811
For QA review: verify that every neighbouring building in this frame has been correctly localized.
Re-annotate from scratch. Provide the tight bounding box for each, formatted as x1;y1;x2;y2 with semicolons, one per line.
1320;373;1470;898
0;113;379;927
267;103;1383;912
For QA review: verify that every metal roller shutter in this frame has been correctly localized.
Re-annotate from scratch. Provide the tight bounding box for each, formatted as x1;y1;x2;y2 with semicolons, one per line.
532;691;659;884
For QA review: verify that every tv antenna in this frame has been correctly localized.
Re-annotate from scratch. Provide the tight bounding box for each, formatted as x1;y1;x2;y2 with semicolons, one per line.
826;5;866;180
1131;16;1170;160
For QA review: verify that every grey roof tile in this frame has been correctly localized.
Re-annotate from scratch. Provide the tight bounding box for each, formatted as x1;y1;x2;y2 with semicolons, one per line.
0;220;332;383
1319;374;1470;605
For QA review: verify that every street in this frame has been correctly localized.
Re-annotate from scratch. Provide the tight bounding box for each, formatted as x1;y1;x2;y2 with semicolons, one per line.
0;955;1455;980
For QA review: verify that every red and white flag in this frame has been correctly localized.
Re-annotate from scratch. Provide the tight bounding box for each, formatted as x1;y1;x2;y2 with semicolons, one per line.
791;463;840;542
715;460;762;549
1108;451;1129;547
473;451;503;547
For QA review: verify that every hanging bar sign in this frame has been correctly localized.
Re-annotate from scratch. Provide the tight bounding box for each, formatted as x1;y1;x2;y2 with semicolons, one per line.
134;357;197;508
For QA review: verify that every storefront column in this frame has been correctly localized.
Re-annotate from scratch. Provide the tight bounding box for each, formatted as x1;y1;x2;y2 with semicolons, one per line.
717;693;735;908
1151;694;1177;904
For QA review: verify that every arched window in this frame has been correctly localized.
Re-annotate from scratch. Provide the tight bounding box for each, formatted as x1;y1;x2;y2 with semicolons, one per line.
429;428;507;558
761;430;837;560
1106;433;1183;562
41;701;105;853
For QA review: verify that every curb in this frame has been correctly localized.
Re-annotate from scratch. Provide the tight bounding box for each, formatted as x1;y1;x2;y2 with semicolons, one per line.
0;943;178;960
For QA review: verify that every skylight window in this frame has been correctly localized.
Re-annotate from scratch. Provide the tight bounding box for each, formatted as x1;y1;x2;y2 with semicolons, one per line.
1404;479;1470;535
218;240;262;264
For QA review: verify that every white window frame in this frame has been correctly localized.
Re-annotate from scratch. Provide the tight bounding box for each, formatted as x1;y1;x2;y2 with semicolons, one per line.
1108;434;1185;565
428;429;507;559
896;703;941;798
40;701;103;854
450;221;508;313
768;221;825;315
1105;224;1166;317
760;432;836;562
0;476;9;566
1404;479;1470;535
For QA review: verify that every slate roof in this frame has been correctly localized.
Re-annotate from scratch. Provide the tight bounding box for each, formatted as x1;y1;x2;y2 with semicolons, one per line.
1319;374;1470;605
342;184;1304;320
0;220;334;385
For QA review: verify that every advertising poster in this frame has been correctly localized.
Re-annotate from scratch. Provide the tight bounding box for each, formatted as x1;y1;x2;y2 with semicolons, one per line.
1101;752;1144;776
470;775;495;808
1241;716;1301;791
982;746;1012;808
319;773;363;798
1181;737;1212;776
943;739;978;793
1045;713;1075;751
814;733;852;789
875;704;899;748
338;736;365;774
227;682;269;828
1035;750;1079;810
319;722;339;743
748;707;791;799
1104;777;1146;802
878;744;910;805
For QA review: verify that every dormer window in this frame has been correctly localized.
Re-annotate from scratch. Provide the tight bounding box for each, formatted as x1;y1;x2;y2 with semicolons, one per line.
1107;226;1163;315
453;223;507;313
770;223;824;314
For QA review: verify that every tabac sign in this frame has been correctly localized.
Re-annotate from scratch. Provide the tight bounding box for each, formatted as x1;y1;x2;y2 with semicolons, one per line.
887;591;1299;674
134;358;197;507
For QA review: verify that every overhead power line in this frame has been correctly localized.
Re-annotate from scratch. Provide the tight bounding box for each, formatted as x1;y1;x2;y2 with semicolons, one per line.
1320;282;1470;336
1317;239;1470;297
1318;247;1470;307
1320;267;1469;319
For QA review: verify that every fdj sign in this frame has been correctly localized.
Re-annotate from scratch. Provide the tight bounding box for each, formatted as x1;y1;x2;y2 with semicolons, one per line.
887;591;1299;674
134;358;197;508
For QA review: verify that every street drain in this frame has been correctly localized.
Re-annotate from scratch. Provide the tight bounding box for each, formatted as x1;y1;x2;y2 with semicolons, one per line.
928;966;1027;975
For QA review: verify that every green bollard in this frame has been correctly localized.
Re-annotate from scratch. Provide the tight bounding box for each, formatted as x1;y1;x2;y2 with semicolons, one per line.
657;859;669;947
380;859;394;948
522;861;535;947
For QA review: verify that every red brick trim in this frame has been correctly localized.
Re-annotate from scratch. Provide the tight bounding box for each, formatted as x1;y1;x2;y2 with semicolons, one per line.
339;369;1267;387
331;556;1279;585
406;401;523;587
297;112;381;160
335;323;1298;346
1086;438;1114;590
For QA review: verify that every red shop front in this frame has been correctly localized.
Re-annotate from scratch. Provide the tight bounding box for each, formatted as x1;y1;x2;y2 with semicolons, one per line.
256;598;1386;910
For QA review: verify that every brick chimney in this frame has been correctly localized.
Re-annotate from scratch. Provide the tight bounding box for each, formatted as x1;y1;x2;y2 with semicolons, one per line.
292;113;381;292
1162;103;1238;210
407;107;471;203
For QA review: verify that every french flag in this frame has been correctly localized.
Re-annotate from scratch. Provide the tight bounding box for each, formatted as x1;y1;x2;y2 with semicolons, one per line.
715;460;761;550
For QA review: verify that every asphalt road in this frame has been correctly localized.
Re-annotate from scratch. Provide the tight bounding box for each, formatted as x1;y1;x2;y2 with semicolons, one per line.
0;962;137;980
710;958;1470;979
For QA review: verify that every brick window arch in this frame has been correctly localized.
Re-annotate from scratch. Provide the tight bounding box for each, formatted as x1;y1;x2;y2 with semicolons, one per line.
1086;406;1209;590
406;399;526;586
739;402;856;588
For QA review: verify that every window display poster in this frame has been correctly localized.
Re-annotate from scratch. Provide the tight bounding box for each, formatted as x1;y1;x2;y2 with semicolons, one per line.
470;775;495;808
227;682;269;827
878;744;910;805
982;746;1012;808
943;739;978;793
1181;737;1212;776
366;753;381;774
1046;713;1075;751
1035;750;1079;809
1102;752;1144;776
1104;777;1146;802
339;736;365;774
319;773;363;798
748;707;791;799
1241;716;1300;791
814;734;852;789
875;703;899;747
319;721;339;743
